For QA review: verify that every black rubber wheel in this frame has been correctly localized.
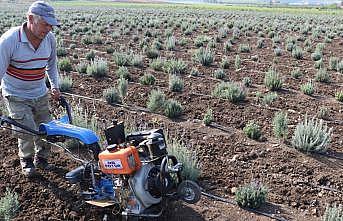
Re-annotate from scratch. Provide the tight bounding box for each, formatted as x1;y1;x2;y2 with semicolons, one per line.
177;180;201;204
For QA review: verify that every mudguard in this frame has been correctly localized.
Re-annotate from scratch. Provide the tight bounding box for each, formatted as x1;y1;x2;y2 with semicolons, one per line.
39;115;99;145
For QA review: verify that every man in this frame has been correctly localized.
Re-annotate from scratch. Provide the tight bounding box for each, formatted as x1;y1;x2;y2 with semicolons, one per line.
0;1;61;177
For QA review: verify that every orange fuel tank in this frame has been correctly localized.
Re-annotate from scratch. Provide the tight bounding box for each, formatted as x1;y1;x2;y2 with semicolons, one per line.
98;146;142;175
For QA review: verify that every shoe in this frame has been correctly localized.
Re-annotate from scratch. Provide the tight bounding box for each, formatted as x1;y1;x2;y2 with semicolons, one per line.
34;156;53;170
20;158;36;177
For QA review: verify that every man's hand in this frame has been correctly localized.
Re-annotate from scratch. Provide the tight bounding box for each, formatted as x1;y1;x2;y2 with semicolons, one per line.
51;88;61;101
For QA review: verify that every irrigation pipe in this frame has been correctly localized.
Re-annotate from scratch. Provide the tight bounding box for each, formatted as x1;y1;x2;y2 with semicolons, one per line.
201;191;289;221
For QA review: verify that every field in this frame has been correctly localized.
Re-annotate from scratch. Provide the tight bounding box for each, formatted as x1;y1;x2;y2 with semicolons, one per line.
0;2;343;221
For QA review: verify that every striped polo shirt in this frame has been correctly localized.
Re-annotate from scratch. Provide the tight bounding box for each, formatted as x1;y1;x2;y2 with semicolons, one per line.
0;22;59;99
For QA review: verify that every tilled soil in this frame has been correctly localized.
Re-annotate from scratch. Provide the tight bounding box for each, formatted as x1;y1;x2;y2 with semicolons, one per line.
1;4;343;221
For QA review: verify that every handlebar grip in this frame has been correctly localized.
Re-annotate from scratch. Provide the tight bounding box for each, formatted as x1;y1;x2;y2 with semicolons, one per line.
58;96;73;124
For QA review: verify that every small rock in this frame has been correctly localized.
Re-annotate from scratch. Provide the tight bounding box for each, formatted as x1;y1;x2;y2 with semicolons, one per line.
230;154;239;162
231;187;237;194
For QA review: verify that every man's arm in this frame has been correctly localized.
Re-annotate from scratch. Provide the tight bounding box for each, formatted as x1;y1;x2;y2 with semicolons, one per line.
0;33;14;83
46;33;60;100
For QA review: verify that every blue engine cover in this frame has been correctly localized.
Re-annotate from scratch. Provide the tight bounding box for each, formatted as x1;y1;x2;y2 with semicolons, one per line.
39;115;99;145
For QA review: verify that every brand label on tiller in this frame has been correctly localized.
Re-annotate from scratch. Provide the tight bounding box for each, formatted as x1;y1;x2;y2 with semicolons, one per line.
103;159;123;169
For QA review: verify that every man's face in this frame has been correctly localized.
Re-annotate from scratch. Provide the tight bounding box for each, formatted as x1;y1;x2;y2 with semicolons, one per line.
31;16;53;40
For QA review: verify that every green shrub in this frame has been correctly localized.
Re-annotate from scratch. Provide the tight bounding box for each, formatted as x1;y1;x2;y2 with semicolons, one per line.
316;43;325;52
194;47;214;66
103;87;121;105
106;46;115;54
224;40;233;53
264;68;282;91
117;77;128;99
116;66;130;80
131;54;144;67
82;36;92;45
300;81;315;96
75;61;88;74
235;182;268;209
194;35;210;48
242;77;252;87
59;75;73;92
169;75;184;92
203;108;213;126
166;138;200;181
150;57;164;71
274;47;282;56
239;44;251;53
335;91;343;102
213;82;246;103
57;47;67;57
311;50;322;61
292;46;303;60
179;38;188;46
145;47;160;59
329;57;339;71
338;61;343;74
315;59;324;69
86;57;108;78
164;59;187;75
262;92;278;105
58;58;72;72
166;36;176;50
291;68;302;79
257;38;264;49
113;51;130;66
291;116;332;153
213;69;225;80
147;90;166;112
220;58;230;69
315;68;330;83
272;111;288;139
190;68;201;77
285;42;294;52
0;188;19;221
243;121;262;140
322;204;343;221
92;35;102;44
317;107;330;120
85;50;95;61
206;40;216;48
235;55;241;70
139;73;156;85
164;99;183;118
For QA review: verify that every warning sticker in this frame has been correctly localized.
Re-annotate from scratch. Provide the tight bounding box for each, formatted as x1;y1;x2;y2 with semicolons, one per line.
103;159;123;170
